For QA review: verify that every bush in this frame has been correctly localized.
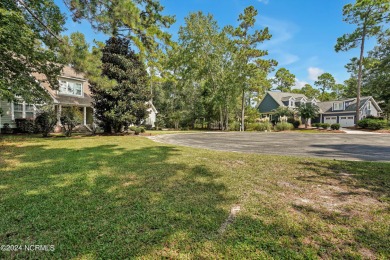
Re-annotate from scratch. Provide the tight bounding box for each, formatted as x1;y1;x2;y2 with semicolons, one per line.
331;123;340;130
144;124;153;130
60;107;82;137
134;127;141;135
254;122;273;132
287;117;295;124
321;123;330;129
292;120;301;129
246;123;256;131
358;118;387;130
274;122;294;131
139;126;145;133
129;126;137;131
35;109;57;137
15;118;38;134
312;123;320;128
2;123;13;133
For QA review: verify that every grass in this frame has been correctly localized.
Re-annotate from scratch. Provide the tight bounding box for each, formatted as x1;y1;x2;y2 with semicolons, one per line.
0;135;389;259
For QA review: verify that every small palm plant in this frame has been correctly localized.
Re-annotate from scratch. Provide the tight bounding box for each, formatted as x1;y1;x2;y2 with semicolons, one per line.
296;103;320;128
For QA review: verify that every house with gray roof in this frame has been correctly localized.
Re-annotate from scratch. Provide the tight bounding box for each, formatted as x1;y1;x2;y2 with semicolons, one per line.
257;91;382;127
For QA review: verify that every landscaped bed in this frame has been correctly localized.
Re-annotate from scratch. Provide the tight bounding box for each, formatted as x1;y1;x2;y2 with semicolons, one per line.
0;135;389;259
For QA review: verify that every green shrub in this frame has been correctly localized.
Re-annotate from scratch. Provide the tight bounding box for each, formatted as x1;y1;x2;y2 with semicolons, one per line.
287;117;295;124
15;118;38;134
274;122;294;131
129;126;137;131
245;123;256;131
134;127;141;135
35;109;57;137
292;120;301;129
2;123;13;133
254;122;273;132
331;123;340;130
230;121;240;131
139;126;145;133
358;118;387;130
312;123;320;128
321;123;330;129
60;107;82;137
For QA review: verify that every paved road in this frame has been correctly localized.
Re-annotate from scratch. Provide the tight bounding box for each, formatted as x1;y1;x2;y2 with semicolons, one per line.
149;132;390;162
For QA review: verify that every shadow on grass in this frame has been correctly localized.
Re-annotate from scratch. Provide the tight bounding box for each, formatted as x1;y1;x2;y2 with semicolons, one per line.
0;141;232;259
310;143;390;161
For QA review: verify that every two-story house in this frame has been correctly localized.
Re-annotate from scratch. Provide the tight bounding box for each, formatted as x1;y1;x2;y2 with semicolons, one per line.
257;91;382;127
257;91;318;122
0;66;94;132
0;66;158;132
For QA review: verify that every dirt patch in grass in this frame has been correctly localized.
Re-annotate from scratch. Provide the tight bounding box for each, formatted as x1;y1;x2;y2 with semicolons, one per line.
291;174;382;218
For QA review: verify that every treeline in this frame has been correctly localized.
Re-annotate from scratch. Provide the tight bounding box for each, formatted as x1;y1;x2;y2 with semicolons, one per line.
152;9;276;130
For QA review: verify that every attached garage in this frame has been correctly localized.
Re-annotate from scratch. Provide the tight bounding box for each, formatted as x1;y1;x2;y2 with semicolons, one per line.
339;116;355;127
324;116;337;125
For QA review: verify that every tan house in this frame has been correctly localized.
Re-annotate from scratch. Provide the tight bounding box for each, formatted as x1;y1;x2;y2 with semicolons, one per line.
0;66;157;132
0;66;93;132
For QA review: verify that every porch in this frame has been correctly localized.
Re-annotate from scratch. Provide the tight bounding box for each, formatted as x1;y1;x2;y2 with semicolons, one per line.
54;104;94;132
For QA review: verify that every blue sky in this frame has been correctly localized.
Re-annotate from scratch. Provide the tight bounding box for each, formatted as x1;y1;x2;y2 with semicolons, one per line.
57;0;377;89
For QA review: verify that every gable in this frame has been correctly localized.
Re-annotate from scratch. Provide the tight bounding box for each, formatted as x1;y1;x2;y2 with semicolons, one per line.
258;93;281;113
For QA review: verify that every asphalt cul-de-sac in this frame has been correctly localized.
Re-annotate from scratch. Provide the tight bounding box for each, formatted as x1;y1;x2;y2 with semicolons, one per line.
149;132;390;162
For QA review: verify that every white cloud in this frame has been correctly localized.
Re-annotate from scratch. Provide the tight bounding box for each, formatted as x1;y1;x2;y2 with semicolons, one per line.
293;78;308;90
279;53;299;66
270;50;299;66
307;67;324;81
257;16;298;48
258;0;269;4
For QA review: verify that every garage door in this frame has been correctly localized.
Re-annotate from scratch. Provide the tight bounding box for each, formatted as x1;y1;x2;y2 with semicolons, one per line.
324;116;337;125
339;116;355;127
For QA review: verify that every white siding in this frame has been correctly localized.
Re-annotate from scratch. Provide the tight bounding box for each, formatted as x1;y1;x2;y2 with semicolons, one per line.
0;100;15;128
145;108;157;127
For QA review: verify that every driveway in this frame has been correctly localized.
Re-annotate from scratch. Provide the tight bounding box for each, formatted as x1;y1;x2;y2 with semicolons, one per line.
149;132;390;162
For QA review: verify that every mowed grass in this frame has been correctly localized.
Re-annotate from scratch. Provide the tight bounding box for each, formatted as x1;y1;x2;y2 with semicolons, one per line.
0;135;389;259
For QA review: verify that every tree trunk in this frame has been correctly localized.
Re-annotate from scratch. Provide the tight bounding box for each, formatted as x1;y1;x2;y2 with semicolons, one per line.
356;25;366;128
219;105;224;131
224;105;229;131
241;89;245;131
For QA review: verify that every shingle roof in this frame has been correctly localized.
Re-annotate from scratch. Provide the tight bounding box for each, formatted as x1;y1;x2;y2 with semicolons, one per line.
33;66;93;107
267;91;308;106
265;91;380;114
318;96;374;113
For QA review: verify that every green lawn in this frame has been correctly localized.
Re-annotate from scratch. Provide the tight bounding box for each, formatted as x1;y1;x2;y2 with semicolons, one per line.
0;135;389;259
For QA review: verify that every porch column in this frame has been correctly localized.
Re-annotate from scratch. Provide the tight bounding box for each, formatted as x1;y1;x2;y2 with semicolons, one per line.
57;104;62;126
83;106;87;125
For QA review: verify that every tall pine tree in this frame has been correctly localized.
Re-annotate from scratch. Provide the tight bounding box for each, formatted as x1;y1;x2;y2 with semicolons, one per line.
91;37;150;133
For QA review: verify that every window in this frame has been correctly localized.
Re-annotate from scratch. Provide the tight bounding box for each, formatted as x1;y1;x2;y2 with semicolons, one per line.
14;102;23;119
12;102;36;120
367;101;371;110
59;80;67;93
333;102;344;111
25;104;35;119
290;100;294;107
58;80;83;96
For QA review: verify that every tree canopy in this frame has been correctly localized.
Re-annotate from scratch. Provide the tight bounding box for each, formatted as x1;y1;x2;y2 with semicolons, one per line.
90;37;151;133
335;0;390;123
0;0;65;102
65;0;175;53
314;73;336;101
273;68;295;92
